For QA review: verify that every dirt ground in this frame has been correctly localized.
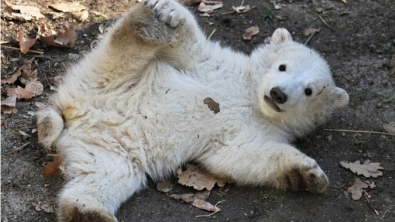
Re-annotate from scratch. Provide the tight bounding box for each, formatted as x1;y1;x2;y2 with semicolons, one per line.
1;0;395;221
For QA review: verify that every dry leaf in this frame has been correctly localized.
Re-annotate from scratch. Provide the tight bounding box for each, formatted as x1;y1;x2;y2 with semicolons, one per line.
232;5;250;13
368;181;377;189
348;178;368;200
303;28;320;36
4;1;45;21
171;191;219;212
203;97;220;114
1;67;21;84
178;164;230;190
383;122;395;134
1;95;18;114
25;79;44;97
340;160;384;178
7;86;35;100
192;198;220;212
33;202;55;213
171;193;196;203
157;181;174;193
242;26;259;40
198;1;223;13
17;31;38;54
39;25;78;48
48;2;87;12
43;155;62;176
20;69;38;85
72;10;89;22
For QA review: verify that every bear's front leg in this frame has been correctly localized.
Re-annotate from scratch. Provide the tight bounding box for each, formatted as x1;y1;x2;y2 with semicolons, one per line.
91;0;205;77
197;142;329;194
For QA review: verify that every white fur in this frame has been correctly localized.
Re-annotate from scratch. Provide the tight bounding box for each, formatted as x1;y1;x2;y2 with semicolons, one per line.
36;0;349;221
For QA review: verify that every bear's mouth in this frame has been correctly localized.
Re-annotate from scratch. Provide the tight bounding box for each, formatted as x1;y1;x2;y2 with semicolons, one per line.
264;96;283;112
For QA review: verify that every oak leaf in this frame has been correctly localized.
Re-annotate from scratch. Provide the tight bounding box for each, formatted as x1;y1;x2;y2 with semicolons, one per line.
157;181;174;193
1;95;18;114
198;1;223;13
383;122;395;134
17;31;38;54
43;156;62;176
1;67;21;84
25;79;44;97
4;1;44;21
39;25;78;48
242;26;259;40
48;2;87;12
177;164;231;190
340;160;384;178
347;178;368;200
7;86;35;100
171;191;219;212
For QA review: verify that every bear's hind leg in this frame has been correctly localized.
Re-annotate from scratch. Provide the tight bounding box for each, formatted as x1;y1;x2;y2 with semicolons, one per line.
57;142;146;222
197;143;329;194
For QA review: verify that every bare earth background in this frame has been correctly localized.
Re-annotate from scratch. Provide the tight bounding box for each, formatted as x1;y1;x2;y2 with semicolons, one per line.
1;0;394;221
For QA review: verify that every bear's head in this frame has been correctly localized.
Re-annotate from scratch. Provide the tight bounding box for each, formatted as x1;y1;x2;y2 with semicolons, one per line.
256;28;349;137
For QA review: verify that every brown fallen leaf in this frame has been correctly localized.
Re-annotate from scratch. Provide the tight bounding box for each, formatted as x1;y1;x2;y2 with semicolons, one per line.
17;31;38;54
39;25;78;48
7;86;35;100
33;201;55;213
43;155;62;176
242;26;259;40
383;122;395;134
171;193;196;203
203;97;220;114
198;0;223;13
25;79;44;97
4;1;45;21
178;164;231;190
72;10;89;22
368;181;377;189
232;5;251;13
1;67;21;84
48;2;87;12
303;28;320;36
340;160;384;178
20;68;38;85
157;180;174;193
171;191;220;212
348;178;368;200
1;95;18;114
192;198;220;212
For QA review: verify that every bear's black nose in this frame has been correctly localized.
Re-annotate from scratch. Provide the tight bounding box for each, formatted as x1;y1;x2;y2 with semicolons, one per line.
270;87;287;104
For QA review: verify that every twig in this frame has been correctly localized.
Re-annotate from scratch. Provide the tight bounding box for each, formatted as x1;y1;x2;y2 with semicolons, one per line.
316;13;335;31
304;28;321;45
208;29;216;40
1;45;44;54
11;142;30;153
364;192;379;215
195;200;225;218
383;205;394;217
323;129;395;136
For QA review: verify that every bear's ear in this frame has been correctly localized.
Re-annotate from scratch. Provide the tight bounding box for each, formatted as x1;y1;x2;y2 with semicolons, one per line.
271;28;293;45
333;87;349;110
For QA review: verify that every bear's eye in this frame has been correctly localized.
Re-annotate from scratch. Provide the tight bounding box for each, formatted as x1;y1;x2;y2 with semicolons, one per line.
304;88;312;96
278;64;286;72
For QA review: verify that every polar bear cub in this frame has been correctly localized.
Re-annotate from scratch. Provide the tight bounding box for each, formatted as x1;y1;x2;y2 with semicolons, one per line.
36;0;349;221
